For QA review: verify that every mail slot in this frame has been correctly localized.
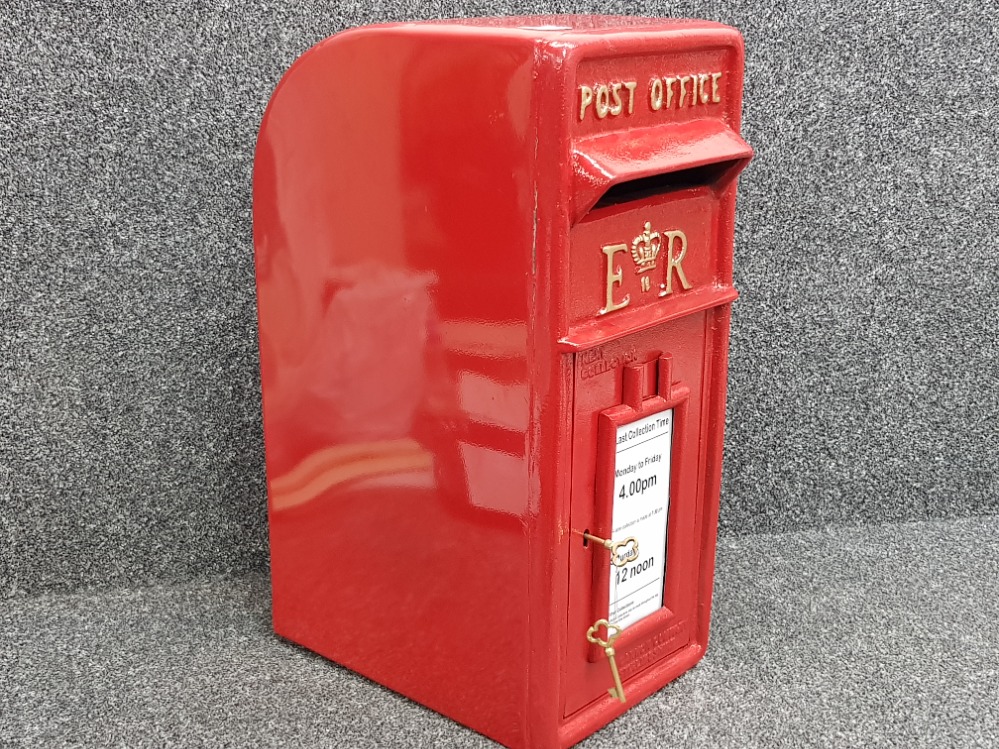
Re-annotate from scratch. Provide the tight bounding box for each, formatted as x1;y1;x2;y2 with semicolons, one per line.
253;15;751;749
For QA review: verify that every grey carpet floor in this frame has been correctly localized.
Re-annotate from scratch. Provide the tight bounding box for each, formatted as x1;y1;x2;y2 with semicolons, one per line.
3;516;997;748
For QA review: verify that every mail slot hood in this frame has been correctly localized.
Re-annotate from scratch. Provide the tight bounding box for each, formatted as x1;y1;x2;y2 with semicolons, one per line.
572;119;753;222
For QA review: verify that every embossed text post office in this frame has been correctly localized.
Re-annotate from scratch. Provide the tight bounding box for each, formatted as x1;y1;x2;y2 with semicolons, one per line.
253;16;752;749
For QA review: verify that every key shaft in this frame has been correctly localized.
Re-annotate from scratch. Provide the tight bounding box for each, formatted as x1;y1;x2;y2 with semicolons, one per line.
605;645;626;702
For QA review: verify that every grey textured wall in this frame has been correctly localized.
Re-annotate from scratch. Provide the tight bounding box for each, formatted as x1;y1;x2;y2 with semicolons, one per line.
2;1;996;598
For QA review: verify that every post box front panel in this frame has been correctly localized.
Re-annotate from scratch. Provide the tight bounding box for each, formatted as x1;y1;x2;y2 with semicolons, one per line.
557;33;747;724
563;315;711;716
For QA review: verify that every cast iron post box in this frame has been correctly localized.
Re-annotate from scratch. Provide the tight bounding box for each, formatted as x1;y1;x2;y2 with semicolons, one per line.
254;15;751;749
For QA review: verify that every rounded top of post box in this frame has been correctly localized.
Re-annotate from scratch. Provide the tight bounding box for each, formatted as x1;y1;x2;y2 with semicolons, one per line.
320;15;738;43
437;15;730;32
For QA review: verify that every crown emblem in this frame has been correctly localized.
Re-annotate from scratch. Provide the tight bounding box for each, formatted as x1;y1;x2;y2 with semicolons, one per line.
630;222;662;273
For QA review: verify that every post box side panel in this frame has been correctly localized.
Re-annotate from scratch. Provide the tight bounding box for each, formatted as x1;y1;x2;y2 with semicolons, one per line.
253;28;540;748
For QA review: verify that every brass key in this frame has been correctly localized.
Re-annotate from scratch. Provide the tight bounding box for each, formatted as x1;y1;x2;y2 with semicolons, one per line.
582;533;639;568
586;619;626;703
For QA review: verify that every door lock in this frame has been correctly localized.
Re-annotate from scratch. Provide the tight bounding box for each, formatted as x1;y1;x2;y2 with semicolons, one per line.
582;533;639;568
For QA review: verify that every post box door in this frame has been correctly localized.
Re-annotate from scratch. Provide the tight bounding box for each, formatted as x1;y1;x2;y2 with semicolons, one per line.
563;312;711;718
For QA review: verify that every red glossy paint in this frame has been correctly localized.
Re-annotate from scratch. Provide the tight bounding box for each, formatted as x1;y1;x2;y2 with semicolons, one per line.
253;15;751;749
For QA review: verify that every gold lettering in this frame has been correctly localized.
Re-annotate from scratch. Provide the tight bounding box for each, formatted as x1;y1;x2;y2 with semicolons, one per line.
596;85;611;118
658;231;692;297
580;73;720;120
711;72;722;103
664;77;676;109
678;76;691;107
623;81;637;114
609;82;623;116
600;244;631;315
579;85;593;121
649;78;663;110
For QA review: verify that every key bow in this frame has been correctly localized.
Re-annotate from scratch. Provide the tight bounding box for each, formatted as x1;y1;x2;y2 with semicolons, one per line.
586;619;622;649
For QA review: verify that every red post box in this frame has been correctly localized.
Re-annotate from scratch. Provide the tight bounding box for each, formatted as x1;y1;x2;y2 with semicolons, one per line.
253;15;751;749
